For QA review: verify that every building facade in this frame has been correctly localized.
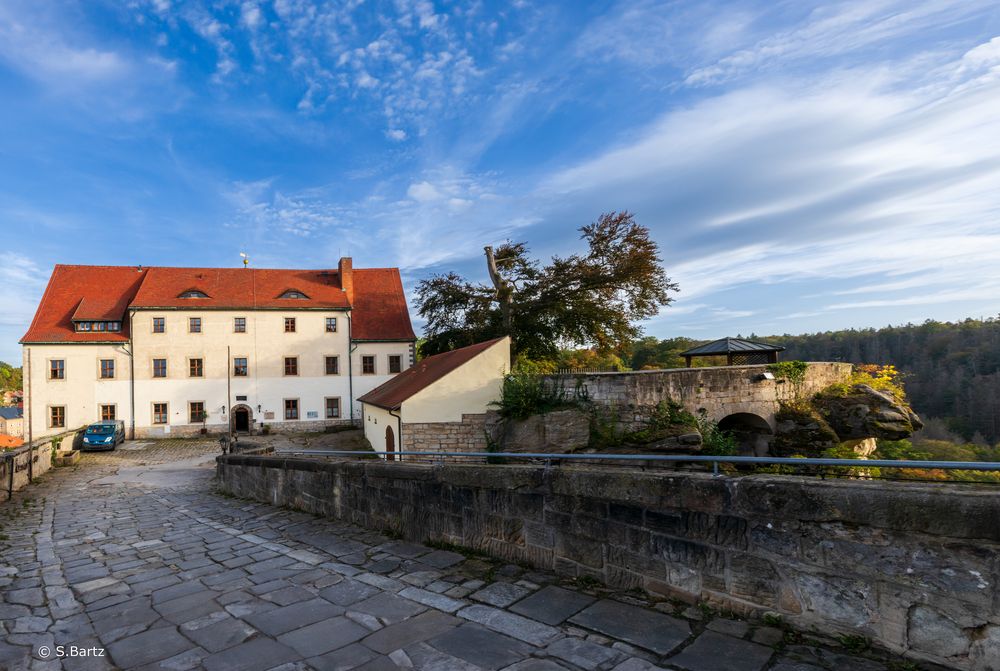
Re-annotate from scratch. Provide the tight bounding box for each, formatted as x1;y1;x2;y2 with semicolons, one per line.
21;259;416;441
0;407;23;439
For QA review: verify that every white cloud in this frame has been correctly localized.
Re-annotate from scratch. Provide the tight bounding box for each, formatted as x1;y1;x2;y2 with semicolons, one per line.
0;4;131;84
407;181;441;202
385;128;407;141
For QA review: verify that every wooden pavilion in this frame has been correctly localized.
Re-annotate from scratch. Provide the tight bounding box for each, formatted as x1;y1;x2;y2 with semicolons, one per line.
680;337;785;367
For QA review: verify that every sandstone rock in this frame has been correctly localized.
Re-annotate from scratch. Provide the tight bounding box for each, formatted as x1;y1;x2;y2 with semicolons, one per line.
840;438;877;458
500;409;591;453
772;406;839;458
969;624;1000;671
815;384;922;441
907;605;969;659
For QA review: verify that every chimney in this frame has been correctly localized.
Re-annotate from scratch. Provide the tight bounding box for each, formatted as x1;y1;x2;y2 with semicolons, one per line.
338;257;354;303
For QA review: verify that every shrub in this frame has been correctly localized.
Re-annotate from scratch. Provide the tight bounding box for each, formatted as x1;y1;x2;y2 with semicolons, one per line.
492;368;585;420
767;360;809;386
825;364;906;400
696;410;738;456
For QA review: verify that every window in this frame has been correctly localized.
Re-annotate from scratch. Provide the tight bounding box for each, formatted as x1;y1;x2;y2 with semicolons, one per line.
100;405;116;421
389;355;402;374
75;321;121;332
50;360;64;380
153;358;167;378
179;290;209;299
100;359;115;379
325;356;339;375
284;357;298;376
284;399;299;420
325;397;341;419
189;358;204;377
280;290;309;299
362;355;375;375
189;317;202;333
152;317;165;333
189;402;206;424
50;406;65;428
234;317;246;333
233;357;248;377
152;403;168;424
284;317;296;333
325;317;338;333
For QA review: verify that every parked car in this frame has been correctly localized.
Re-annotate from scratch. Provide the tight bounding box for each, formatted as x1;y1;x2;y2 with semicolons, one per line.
81;420;125;450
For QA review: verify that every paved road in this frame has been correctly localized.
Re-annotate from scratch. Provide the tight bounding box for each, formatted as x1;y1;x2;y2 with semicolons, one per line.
0;441;909;671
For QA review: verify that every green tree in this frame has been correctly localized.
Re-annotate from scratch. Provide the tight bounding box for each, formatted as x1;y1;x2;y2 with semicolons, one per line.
415;212;678;360
0;362;22;398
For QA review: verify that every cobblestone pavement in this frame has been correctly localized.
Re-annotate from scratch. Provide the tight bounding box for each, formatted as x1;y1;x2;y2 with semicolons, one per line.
1;441;923;671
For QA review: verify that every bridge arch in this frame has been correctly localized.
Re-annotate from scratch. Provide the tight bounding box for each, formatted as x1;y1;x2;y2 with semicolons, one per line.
718;412;774;456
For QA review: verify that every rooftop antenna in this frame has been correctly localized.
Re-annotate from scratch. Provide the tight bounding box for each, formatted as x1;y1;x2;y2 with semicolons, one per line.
240;252;249;269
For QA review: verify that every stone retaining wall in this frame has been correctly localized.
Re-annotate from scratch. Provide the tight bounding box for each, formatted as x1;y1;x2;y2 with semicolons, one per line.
0;442;53;502
216;455;1000;670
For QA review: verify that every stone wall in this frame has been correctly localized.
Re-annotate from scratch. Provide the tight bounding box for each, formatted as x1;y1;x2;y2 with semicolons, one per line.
217;455;1000;670
403;413;491;453
0;442;53;503
549;363;852;430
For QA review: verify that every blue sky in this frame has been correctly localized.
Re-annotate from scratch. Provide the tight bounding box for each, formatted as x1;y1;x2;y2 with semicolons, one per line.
2;0;1000;364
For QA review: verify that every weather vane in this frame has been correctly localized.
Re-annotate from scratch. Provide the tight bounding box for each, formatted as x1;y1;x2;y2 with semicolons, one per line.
240;252;249;268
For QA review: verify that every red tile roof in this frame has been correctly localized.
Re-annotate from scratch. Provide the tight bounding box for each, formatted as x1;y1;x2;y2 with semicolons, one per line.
351;269;415;341
21;262;415;344
0;435;24;449
358;337;508;411
130;267;351;309
21;266;146;344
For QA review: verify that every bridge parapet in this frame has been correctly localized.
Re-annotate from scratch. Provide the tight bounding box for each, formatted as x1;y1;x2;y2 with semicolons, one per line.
550;362;853;430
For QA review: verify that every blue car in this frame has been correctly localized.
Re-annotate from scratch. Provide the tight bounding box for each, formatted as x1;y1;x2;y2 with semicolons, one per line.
82;420;125;450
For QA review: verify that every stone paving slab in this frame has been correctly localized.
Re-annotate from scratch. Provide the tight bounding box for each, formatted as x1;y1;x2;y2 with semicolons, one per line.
570;599;690;656
429;623;534;670
509;585;595;626
669;631;774;671
0;439;928;671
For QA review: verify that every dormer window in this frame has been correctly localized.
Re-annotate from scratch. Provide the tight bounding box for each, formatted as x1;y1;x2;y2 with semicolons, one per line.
179;289;209;299
279;289;310;299
74;321;121;332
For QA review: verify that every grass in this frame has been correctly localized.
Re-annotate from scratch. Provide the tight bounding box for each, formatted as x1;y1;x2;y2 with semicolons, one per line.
838;634;871;653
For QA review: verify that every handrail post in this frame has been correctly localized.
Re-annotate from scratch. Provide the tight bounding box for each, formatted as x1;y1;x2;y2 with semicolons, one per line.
712;460;719;478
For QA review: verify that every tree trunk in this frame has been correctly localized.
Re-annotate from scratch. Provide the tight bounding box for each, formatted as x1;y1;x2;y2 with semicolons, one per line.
484;246;513;333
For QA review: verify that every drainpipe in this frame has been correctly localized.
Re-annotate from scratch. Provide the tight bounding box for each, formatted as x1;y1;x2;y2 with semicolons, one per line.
128;309;136;440
347;312;357;425
389;408;403;457
25;347;31;446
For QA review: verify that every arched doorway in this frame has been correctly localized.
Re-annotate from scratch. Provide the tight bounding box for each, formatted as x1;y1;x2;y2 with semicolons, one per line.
232;405;252;434
718;413;773;456
385;426;396;461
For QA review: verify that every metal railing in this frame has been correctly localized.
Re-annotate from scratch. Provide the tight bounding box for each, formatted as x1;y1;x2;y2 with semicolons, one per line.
266;450;1000;478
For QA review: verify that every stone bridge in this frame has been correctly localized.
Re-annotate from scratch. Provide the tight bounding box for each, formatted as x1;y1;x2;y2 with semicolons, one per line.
551;363;853;452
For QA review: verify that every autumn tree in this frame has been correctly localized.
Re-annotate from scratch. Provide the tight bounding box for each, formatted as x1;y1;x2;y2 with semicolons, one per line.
415;211;678;360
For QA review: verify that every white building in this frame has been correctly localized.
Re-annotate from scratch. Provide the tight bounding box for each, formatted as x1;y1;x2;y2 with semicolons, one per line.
359;337;510;457
20;258;416;441
0;407;23;439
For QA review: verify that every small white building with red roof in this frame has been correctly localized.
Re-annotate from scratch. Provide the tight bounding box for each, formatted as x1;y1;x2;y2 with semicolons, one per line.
358;337;510;457
20;258;416;441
